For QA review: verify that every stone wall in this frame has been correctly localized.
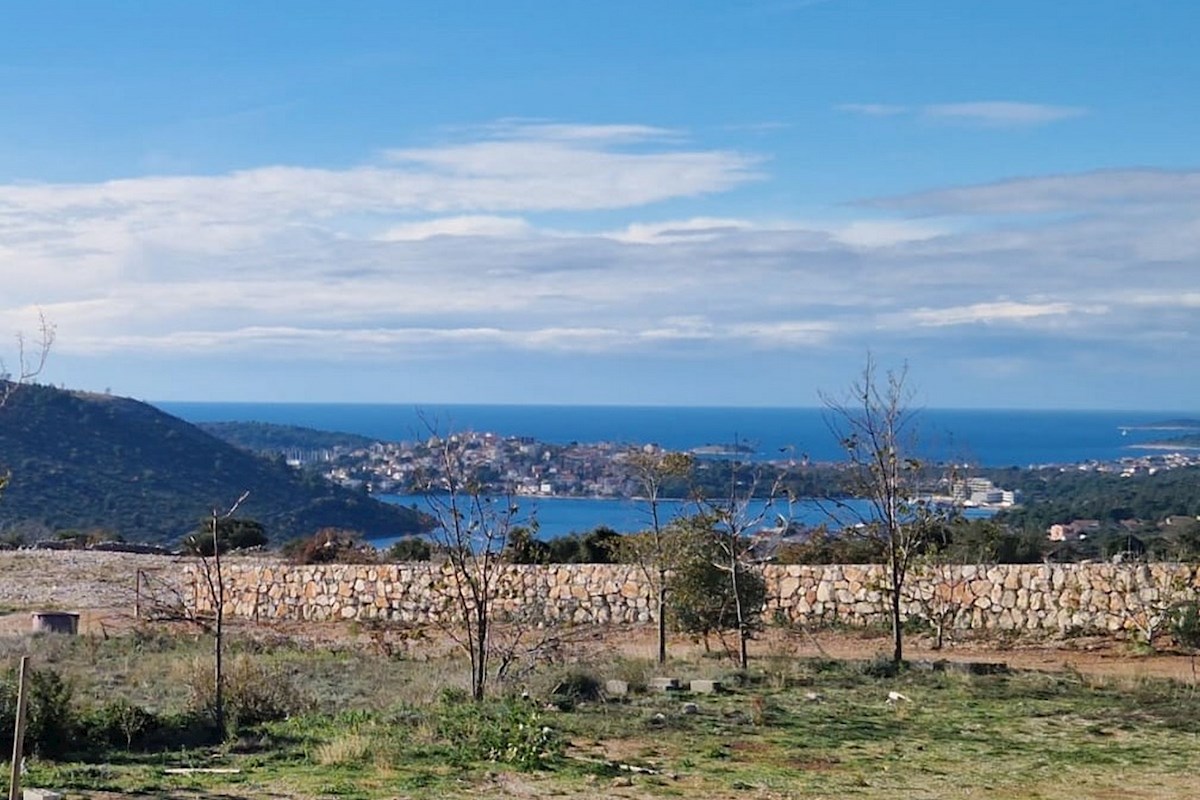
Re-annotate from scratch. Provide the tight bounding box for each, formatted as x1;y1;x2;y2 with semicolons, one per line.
186;561;1200;637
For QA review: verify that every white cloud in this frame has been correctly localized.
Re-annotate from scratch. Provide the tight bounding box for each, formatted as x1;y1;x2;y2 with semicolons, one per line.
606;217;756;244
377;216;533;241
829;219;947;248
904;301;1082;328
4;125;1200;399
838;101;1086;128
837;103;908;117
475;120;682;143
922;101;1087;127
870;168;1200;215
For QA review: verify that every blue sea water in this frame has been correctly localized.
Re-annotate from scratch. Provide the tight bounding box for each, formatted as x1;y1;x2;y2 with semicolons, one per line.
155;402;1195;539
158;402;1194;467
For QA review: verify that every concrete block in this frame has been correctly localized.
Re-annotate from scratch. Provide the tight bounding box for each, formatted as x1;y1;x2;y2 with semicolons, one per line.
689;679;722;694
604;679;629;697
648;677;680;691
24;789;64;800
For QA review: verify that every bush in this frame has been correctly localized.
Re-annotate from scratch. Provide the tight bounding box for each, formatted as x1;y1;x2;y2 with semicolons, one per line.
287;527;376;564
669;549;766;640
434;700;562;770
547;668;602;710
1169;600;1200;651
0;666;77;759
387;536;432;562
184;654;308;734
182;517;268;556
79;698;158;750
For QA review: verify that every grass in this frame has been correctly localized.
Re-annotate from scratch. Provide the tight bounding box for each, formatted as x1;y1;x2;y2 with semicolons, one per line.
2;627;1200;799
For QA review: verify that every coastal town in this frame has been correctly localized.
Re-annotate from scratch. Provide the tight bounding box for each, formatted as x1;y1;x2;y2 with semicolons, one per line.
299;428;1200;505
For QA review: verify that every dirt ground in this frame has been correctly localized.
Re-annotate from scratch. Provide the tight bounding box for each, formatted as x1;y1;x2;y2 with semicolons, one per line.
1;602;1196;684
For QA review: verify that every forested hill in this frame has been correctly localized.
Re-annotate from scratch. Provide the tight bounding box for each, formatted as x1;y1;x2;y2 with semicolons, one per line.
0;384;431;546
197;421;379;455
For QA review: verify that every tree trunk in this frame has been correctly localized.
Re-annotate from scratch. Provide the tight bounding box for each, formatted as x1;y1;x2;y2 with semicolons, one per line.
730;550;748;670
656;579;667;665
213;514;225;733
890;554;903;665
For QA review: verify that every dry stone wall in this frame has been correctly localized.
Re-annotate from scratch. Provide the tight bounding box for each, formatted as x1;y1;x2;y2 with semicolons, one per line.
186;561;1200;637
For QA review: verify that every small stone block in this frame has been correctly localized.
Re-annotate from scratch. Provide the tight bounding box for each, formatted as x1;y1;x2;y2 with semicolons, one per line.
24;790;64;800
689;679;722;694
604;679;629;696
649;677;680;691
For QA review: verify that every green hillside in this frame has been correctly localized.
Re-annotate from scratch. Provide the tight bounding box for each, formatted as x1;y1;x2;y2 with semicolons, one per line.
0;384;431;546
197;421;379;455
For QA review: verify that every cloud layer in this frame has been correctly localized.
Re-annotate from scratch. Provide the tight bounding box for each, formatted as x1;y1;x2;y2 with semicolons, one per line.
1;122;1196;405
839;101;1087;127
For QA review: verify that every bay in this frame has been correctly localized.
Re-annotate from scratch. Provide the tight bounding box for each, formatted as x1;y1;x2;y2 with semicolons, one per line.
370;494;992;547
157;402;1195;467
371;494;852;549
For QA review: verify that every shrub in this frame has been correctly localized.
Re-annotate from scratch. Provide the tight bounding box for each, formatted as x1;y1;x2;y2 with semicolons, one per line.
387;536;432;562
184;654;308;734
669;552;766;640
79;698;158;750
182;517;268;556
547;668;602;710
1169;600;1200;651
288;527;376;564
0;666;78;759
435;700;562;771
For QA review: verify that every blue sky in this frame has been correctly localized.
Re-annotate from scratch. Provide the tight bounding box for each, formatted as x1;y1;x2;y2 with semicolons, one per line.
2;0;1198;409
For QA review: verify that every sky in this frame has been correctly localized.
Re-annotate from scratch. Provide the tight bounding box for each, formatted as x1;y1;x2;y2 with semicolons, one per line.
2;0;1198;409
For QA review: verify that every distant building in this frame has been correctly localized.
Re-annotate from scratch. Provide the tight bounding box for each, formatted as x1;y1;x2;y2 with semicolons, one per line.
1047;519;1101;542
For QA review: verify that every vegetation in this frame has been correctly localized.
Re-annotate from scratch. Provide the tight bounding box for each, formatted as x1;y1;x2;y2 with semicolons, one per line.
181;517;268;556
823;358;949;664
0;384;431;545
2;627;1200;799
668;528;766;652
994;465;1200;532
198;421;379;456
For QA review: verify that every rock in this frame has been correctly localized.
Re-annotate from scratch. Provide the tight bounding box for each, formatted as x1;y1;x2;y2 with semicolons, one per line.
681;702;699;715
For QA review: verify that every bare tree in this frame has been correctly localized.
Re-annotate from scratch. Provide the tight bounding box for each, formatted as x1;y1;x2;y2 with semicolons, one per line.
823;356;938;665
0;311;55;409
189;491;251;733
416;430;524;701
612;449;694;664
695;444;781;670
0;312;54;499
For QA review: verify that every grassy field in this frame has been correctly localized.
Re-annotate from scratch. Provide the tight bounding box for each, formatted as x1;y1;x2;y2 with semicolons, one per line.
2;626;1199;799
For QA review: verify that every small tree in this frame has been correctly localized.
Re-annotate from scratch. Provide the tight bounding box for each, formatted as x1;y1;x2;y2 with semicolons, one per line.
823;357;941;665
0;312;54;504
0;310;54;410
669;519;766;659
416;430;525;701
189;492;250;735
182;517;267;556
695;444;781;670
612;449;694;663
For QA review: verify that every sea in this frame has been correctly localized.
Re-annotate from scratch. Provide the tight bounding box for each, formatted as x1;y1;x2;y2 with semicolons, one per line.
157;403;1196;542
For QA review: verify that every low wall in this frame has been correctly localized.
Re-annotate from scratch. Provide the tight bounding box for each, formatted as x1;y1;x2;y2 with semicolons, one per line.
185;561;1200;637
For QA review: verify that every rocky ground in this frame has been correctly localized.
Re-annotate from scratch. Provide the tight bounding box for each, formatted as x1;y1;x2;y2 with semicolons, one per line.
0;550;1197;682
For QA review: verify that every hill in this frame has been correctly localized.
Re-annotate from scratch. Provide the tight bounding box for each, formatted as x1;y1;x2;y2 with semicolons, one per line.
197;421;380;455
0;384;432;546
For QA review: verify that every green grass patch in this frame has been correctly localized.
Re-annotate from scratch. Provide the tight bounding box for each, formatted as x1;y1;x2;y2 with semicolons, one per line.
2;630;1199;799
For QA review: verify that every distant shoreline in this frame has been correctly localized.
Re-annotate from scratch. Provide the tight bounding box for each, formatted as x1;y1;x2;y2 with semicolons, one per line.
1128;443;1200;452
